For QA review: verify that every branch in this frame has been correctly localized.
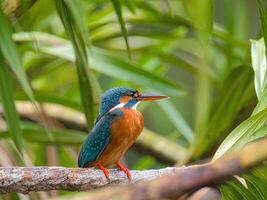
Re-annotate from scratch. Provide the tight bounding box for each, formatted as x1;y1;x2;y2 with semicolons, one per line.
80;137;267;200
0;167;179;194
0;137;267;198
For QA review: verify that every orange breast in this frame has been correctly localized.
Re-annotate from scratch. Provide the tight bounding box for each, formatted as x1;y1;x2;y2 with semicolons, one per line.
93;108;144;167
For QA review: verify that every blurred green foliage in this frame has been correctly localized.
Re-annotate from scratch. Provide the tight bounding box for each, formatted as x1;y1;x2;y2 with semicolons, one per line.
0;0;267;199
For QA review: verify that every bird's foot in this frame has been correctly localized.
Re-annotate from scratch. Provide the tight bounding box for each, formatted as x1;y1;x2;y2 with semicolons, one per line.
116;162;132;181
97;163;110;181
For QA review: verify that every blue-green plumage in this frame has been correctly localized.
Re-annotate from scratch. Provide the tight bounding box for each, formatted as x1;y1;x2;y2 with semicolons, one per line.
78;108;123;168
78;88;137;168
78;87;168;180
100;88;136;113
93;87;137;125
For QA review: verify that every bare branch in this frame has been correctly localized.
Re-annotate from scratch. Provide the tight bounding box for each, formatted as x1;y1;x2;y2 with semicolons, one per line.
0;137;267;198
76;137;267;200
0;167;179;194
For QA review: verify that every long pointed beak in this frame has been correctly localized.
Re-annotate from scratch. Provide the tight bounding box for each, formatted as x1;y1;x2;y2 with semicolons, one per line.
137;93;169;101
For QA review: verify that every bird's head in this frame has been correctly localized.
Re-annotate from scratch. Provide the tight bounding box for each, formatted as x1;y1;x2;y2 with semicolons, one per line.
99;87;168;115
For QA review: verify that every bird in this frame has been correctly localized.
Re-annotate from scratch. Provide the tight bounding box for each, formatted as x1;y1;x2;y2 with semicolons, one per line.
78;87;168;181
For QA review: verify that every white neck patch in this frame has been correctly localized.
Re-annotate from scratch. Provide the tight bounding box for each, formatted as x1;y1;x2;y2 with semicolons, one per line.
108;101;141;112
108;102;125;112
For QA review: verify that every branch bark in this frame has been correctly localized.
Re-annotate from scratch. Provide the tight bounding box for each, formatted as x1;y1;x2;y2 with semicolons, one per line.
0;137;267;199
56;137;267;200
0;167;179;194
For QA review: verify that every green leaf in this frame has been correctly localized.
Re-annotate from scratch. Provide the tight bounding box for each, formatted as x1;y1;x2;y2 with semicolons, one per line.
13;32;184;96
91;48;184;96
251;38;267;99
213;108;267;160
245;170;267;199
221;178;258;200
16;93;82;111
0;11;53;141
19;0;55;29
111;0;131;59
256;0;267;60
55;0;101;129
221;165;267;200
183;0;213;151
0;55;23;153
0;8;35;102
0;123;86;145
193;67;254;157
157;101;193;142
183;0;213;39
253;87;267;115
123;0;136;14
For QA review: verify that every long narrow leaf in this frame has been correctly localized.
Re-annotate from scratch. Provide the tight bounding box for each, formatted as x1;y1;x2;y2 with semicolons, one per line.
0;8;34;102
194;67;254;157
123;0;136;14
0;123;86;145
253;88;267;115
213;108;267;160
91;47;184;96
0;55;23;153
251;38;267;99
256;0;267;60
183;0;213;158
157;101;193;142
13;32;184;96
55;0;101;129
111;0;131;59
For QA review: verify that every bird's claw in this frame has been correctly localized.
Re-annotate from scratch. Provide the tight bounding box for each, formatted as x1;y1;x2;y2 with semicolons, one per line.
116;162;132;181
97;163;110;182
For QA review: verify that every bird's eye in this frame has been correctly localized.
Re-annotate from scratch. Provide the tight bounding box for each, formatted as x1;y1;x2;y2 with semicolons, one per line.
132;92;139;98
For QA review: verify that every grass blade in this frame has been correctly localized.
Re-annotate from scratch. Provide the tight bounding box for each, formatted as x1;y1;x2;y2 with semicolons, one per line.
13;31;185;96
157;101;193;143
183;0;213;158
256;0;267;59
0;123;86;145
91;48;184;96
111;0;131;59
213;108;267;160
253;88;267;115
0;8;34;102
251;38;267;99
55;0;101;129
194;67;254;157
123;0;136;14
0;54;23;153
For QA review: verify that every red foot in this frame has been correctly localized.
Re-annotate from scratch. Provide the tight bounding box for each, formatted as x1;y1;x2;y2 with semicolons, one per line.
116;162;132;181
97;163;110;181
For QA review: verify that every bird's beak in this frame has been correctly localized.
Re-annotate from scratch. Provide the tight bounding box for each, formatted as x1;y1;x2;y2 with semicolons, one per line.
138;93;169;101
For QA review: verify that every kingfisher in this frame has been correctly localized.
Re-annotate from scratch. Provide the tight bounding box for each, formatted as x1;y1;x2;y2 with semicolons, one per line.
78;87;168;181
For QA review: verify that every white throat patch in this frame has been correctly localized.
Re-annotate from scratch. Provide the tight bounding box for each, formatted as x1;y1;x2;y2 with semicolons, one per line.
132;101;140;110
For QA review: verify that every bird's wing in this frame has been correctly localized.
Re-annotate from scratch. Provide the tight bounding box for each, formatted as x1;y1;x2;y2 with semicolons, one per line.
78;109;123;168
